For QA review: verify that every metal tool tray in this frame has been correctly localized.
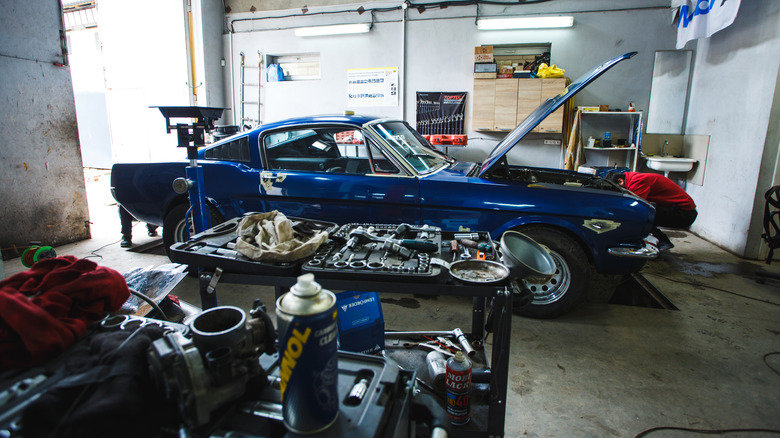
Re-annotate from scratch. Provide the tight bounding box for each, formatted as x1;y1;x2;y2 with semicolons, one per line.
384;336;493;435
301;222;446;282
169;216;338;276
214;351;416;437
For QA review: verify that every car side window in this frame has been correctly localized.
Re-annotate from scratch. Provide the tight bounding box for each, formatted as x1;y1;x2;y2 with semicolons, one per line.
263;129;339;172
263;127;380;175
367;140;400;174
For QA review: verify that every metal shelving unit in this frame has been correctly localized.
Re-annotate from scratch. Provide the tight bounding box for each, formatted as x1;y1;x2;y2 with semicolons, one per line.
577;111;643;171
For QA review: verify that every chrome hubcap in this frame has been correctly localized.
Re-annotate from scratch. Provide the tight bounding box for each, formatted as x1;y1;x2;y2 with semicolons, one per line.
174;216;194;243
522;250;570;305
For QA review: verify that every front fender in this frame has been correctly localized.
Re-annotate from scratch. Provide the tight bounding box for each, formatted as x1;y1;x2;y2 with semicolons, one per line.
496;216;594;262
497;215;647;274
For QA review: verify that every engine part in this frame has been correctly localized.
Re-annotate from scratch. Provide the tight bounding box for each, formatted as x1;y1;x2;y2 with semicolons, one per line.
147;303;276;428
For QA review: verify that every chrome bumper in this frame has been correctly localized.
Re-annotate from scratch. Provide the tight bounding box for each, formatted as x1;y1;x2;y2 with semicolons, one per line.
607;238;660;259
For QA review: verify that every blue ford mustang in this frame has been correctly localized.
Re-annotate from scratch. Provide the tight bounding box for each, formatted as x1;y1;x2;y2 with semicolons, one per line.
112;52;657;318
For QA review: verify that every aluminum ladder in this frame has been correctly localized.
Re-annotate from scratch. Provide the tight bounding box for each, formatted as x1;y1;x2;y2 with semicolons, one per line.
239;51;261;129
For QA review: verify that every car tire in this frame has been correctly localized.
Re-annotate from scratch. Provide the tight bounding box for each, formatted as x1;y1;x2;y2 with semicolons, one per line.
510;226;590;319
162;202;224;260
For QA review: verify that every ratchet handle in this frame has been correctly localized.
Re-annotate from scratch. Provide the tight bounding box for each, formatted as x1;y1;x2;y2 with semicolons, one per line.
398;239;438;253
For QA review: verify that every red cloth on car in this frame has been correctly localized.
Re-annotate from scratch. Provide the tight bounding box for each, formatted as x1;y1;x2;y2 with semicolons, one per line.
0;255;130;370
623;172;697;210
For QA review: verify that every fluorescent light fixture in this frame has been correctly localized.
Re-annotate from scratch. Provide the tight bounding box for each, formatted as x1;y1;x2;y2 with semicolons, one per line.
477;16;574;30
294;23;371;37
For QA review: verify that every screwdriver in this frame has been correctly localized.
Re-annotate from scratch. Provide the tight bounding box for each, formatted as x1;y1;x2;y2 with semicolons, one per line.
459;238;492;252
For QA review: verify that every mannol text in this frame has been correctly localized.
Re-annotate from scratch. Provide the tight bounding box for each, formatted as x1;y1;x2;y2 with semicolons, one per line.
279;327;311;401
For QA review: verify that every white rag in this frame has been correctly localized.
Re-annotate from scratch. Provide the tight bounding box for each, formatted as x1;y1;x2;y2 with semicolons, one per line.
234;211;328;262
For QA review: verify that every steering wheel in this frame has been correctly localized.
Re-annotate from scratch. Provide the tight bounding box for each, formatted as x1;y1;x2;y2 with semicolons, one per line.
325;166;345;173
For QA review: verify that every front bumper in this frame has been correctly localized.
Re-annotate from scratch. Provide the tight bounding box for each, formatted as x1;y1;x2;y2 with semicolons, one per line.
607;235;660;259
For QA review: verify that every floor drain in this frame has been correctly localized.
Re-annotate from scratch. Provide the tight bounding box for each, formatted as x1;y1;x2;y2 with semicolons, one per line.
609;273;678;310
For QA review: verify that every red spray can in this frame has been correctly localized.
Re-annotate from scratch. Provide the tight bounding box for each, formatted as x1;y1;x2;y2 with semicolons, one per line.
445;350;472;425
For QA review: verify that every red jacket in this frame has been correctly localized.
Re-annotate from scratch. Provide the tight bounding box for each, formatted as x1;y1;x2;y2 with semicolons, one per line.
624;172;696;210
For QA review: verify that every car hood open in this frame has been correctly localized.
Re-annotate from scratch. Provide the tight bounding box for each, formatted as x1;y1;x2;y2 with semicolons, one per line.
478;52;637;178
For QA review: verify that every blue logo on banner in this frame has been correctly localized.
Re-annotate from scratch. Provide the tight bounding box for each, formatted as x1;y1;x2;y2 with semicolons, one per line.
679;0;724;28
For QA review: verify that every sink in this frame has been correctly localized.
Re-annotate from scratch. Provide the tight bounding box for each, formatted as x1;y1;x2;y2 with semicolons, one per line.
645;156;697;176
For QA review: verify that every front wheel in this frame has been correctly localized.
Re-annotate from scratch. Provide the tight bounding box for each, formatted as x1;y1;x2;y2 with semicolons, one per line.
509;226;590;319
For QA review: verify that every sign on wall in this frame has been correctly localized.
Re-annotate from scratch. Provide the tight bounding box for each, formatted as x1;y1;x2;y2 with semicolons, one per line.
676;0;741;49
347;67;399;107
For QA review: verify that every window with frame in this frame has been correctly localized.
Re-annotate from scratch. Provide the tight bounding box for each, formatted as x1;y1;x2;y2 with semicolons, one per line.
267;53;320;81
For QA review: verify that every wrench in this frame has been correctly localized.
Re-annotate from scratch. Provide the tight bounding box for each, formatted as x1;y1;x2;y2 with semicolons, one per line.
459;244;471;260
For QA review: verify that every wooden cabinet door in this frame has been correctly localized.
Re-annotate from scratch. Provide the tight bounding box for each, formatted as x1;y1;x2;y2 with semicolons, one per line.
516;79;542;126
494;79;519;131
536;78;566;133
472;79;495;131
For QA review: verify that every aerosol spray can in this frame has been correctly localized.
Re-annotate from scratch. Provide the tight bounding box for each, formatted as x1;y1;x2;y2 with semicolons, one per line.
426;351;447;391
276;273;339;434
445;350;472;425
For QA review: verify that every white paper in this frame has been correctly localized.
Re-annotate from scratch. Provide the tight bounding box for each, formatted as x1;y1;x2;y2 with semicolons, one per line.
347;67;399;107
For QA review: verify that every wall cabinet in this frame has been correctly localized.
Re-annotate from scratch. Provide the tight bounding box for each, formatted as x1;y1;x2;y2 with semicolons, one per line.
472;79;496;131
472;78;566;133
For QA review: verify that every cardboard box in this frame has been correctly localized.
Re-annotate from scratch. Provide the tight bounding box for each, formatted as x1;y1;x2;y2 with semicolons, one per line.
474;45;494;63
335;291;384;354
474;72;497;79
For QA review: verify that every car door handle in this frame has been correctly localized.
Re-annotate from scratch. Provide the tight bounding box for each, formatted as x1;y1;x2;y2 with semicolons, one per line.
260;171;287;191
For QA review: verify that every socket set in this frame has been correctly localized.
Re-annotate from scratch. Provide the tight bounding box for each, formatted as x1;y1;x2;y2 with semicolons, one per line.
301;223;444;281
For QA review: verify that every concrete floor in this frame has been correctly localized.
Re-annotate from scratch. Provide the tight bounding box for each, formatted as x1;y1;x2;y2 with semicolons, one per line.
4;169;780;437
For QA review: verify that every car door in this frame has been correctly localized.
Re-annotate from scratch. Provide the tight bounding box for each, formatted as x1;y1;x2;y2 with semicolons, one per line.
258;124;422;224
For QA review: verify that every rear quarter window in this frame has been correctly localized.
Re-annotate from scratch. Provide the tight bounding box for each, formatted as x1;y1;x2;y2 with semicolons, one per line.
204;137;251;162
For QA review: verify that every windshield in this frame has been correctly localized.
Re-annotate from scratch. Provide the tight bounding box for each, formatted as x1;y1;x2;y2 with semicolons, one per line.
372;121;449;174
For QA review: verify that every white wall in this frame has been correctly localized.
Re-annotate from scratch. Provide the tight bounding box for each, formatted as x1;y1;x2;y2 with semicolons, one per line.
683;2;780;256
228;15;405;124
226;1;673;167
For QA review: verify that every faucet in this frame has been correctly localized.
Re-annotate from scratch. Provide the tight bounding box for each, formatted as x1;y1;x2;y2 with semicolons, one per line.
661;140;669;157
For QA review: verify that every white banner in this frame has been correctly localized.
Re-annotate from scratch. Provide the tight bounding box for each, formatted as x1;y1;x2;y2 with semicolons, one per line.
676;0;741;49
